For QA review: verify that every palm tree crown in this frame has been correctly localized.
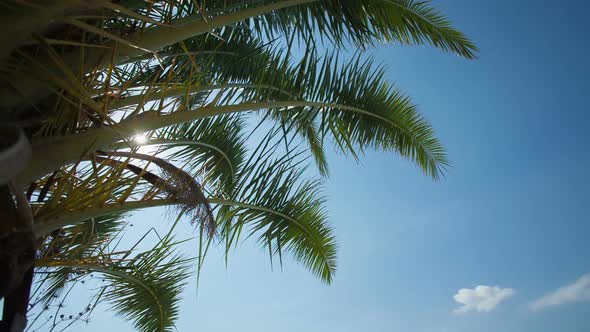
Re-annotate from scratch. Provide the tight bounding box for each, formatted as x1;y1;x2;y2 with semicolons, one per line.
0;1;476;331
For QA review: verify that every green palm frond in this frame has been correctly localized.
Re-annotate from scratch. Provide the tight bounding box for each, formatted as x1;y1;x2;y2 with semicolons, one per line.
245;0;478;57
0;0;476;112
34;236;191;332
213;140;337;282
103;239;191;332
113;31;448;178
36;212;125;304
245;48;449;178
153;115;247;192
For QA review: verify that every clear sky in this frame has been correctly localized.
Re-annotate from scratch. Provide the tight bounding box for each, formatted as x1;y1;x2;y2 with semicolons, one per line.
79;1;590;331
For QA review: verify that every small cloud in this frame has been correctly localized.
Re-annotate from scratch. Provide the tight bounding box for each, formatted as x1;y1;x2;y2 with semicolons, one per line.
453;285;515;314
530;273;590;311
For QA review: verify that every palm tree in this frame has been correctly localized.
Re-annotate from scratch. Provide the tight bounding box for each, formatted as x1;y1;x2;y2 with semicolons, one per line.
0;0;477;331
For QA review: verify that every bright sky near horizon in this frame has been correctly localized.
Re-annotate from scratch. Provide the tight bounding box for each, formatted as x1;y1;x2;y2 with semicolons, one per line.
73;1;590;331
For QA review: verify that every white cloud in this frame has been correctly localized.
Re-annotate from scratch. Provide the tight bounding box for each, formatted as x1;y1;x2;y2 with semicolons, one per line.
453;285;515;314
530;273;590;311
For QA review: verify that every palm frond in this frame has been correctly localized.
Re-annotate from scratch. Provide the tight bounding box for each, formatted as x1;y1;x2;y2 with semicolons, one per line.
240;0;478;57
103;238;191;332
35;236;191;332
36;212;126;305
0;0;476;113
125;32;449;178
153;115;247;192
214;143;337;283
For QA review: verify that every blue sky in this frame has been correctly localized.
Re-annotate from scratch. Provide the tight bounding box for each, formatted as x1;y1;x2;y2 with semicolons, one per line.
74;1;590;331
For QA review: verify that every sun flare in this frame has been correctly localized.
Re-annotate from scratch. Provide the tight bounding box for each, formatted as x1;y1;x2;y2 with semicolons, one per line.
133;133;148;144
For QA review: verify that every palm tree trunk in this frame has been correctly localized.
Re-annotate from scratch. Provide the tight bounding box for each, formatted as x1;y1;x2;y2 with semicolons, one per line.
0;268;33;332
0;186;35;332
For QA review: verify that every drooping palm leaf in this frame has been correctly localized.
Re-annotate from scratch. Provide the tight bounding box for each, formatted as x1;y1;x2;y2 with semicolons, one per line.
34;236;191;332
36;212;126;305
102;239;191;332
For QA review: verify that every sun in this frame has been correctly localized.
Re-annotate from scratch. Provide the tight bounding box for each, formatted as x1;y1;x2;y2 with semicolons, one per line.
133;133;148;144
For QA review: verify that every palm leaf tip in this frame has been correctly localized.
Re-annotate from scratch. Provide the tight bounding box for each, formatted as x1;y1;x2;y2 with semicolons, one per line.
104;240;191;332
288;181;338;283
263;181;337;284
253;0;478;59
379;0;479;59
294;53;450;180
273;196;337;283
217;148;338;283
291;211;338;284
391;101;450;180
